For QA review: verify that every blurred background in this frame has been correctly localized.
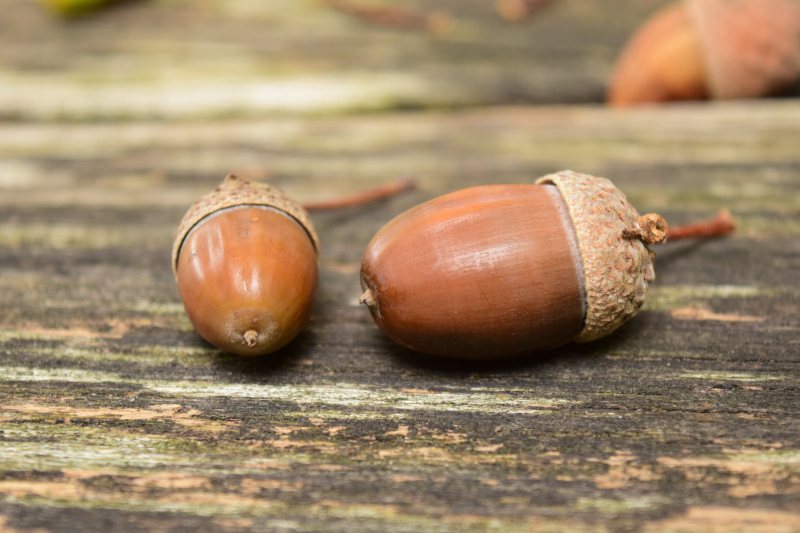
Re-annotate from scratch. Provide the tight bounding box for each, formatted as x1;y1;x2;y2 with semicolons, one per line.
1;0;673;120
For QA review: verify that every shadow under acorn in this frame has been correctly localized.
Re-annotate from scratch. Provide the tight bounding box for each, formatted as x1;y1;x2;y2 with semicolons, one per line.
206;327;318;378
373;323;636;376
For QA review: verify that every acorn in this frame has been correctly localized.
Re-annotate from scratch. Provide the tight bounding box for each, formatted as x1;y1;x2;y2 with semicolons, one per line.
172;174;319;356
608;0;800;106
359;170;670;359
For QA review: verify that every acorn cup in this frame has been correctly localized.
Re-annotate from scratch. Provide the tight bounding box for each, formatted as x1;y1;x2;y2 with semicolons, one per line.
608;0;800;106
172;175;319;357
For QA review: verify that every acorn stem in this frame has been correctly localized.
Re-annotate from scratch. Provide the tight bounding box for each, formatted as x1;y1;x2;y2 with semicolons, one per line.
302;179;415;212
623;213;668;244
666;210;736;241
243;329;259;347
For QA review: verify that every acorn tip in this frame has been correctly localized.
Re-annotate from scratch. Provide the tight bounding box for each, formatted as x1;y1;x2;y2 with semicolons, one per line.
359;289;376;307
243;329;259;347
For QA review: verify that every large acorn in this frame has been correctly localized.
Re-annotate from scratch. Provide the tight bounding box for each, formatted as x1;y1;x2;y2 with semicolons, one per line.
359;170;671;359
172;175;319;356
608;0;800;106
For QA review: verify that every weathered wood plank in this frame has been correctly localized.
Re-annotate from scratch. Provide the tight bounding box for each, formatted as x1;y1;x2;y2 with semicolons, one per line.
1;101;799;531
0;0;674;119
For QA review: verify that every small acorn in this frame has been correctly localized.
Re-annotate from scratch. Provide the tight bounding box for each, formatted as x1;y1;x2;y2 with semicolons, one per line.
173;174;318;356
359;170;670;359
608;0;800;106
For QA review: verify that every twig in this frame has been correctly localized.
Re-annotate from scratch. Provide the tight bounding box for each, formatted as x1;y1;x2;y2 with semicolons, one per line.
322;0;452;36
666;210;736;242
303;179;415;212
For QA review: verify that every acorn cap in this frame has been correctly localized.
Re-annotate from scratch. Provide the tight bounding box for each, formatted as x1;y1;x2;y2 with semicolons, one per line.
536;171;665;342
688;0;800;99
171;174;319;277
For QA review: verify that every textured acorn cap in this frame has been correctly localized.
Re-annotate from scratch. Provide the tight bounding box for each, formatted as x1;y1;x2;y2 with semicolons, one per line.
688;0;800;99
536;171;665;342
172;174;319;276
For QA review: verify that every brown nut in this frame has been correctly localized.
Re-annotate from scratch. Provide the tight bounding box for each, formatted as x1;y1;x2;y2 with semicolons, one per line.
608;0;800;106
359;171;666;359
172;175;319;356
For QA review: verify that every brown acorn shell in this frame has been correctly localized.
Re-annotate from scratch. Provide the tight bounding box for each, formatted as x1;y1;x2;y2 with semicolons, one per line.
536;171;657;342
172;174;319;276
688;0;800;99
360;183;586;359
608;2;709;105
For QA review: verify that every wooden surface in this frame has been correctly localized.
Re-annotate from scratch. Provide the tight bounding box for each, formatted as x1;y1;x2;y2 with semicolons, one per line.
1;1;800;532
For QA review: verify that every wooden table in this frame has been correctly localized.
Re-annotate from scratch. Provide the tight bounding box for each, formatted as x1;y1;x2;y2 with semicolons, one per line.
1;1;798;531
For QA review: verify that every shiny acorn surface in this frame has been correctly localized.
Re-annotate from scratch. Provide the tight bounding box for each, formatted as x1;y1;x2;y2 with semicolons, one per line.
360;184;586;359
176;206;318;356
173;175;319;357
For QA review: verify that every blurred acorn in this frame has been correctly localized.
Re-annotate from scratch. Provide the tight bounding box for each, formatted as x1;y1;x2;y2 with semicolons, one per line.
608;0;800;106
